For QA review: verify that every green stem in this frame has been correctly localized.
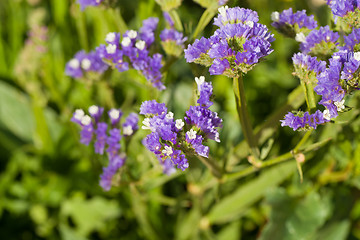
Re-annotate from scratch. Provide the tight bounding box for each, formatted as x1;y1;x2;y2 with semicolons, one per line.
233;75;260;159
169;10;183;32
112;8;128;33
191;7;217;41
300;79;317;112
222;137;331;183
196;155;223;179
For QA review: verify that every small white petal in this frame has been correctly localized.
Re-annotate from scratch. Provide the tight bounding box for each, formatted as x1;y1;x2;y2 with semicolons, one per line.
109;109;120;119
123;125;133;136
162;145;173;156
295;32;306;43
187;129;197;140
175;119;184;130
135;40;146;50
195;76;205;86
74;109;85;120
88;105;99;115
354;52;360;61
142;118;151;130
218;6;228;18
333;55;340;60
106;44;117;54
81;115;92;125
271;11;280;22
245;21;254;28
128;30;138;39
166;112;174;120
105;32;116;42
81;58;91;70
69;58;80;69
323;109;331;120
121;37;131;47
334;99;345;111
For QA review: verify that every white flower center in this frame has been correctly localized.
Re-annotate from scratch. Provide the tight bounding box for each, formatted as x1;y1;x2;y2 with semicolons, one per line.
121;37;131;47
245;21;254;28
218;6;228;18
81;115;92;125
271;11;280;22
162;145;173;156
295;33;306;43
175;119;184;130
135;40;146;50
195;76;205;86
105;32;116;42
334;99;345;111
323;109;331;120
354;52;360;61
69;58;80;69
109;109;120;119
127;30;138;39
74;109;85;120
89;105;99;115
123;125;133;136
166;112;174;120
81;58;91;70
106;44;117;54
187;129;197;140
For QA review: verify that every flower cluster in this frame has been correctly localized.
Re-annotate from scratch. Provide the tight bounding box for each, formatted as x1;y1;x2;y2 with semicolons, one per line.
326;0;360;18
343;28;360;51
185;6;275;77
292;52;326;78
280;110;327;131
66;17;166;90
65;50;109;78
71;106;139;191
140;77;222;174
77;0;104;11
271;8;317;38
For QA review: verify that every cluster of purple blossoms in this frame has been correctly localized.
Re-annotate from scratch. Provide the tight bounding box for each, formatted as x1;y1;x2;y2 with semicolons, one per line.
280;110;327;131
71;106;139;191
77;0;104;11
140;76;222;175
66;17;166;90
185;6;275;77
271;8;317;38
292;52;326;77
326;0;360;18
343;28;360;51
65;50;108;78
298;26;339;57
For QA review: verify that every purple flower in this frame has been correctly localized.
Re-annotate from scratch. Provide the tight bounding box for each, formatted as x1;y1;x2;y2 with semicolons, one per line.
143;132;162;154
99;155;125;191
184;37;212;63
341;53;360;86
108;108;122;126
80;118;94;145
122;113;139;136
326;0;359;17
280;110;327;131
209;58;230;75
213;6;259;28
292;52;326;75
160;29;187;45
94;122;107;154
299;26;339;54
106;128;122;160
343;28;360;51
271;8;317;35
88;105;104;123
140;100;168;115
195;76;213;108
77;0;104;11
163;12;174;27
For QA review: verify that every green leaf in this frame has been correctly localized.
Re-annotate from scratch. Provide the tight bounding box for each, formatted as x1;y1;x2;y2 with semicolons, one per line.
313;220;350;240
206;161;296;224
258;189;331;240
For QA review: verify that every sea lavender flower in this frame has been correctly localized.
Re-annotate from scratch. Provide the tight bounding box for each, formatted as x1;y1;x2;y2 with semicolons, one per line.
72;107;139;191
140;76;222;174
185;6;275;76
271;8;317;38
77;0;104;11
326;0;360;18
299;26;339;58
292;52;326;78
160;28;188;56
341;52;360;88
343;28;360;51
281;110;328;131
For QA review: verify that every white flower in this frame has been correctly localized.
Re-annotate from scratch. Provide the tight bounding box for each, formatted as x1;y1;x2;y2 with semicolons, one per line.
295;33;306;43
74;109;85;120
88;105;99;115
195;76;205;86
215;132;220;143
333;55;340;60
128;30;138;39
106;44;117;54
334;99;345;112
245;21;254;28
142;118;151;130
121;37;131;47
135;40;146;50
218;6;228;18
81;58;91;70
166;112;174;120
175;119;184;130
323;109;331;120
123;125;133;136
69;58;80;69
109;109;120;119
105;32;116;42
162;145;173;156
354;52;360;61
326;35;330;41
271;11;280;22
187;129;197;140
81;115;92;125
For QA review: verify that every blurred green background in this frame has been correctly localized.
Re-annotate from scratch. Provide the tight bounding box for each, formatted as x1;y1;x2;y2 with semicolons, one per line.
1;0;360;239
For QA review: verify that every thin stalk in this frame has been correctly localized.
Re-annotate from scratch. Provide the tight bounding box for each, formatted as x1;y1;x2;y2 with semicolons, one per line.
300;79;317;112
233;75;260;159
191;7;217;41
169;10;183;32
222;137;332;183
196;155;223;179
112;8;128;33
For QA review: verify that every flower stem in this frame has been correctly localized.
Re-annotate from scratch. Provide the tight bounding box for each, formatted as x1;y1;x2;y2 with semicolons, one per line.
233;75;260;159
196;155;223;179
191;7;217;41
